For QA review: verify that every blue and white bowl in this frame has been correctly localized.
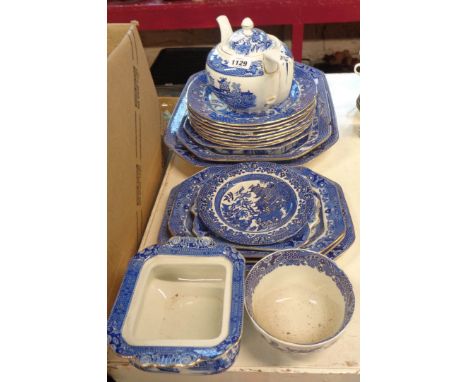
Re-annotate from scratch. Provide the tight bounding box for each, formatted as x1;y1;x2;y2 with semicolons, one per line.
245;249;355;353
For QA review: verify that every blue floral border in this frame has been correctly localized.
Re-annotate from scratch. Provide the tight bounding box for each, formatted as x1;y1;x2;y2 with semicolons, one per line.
188;63;317;125
197;162;314;246
107;237;245;369
245;249;355;346
163;63;339;166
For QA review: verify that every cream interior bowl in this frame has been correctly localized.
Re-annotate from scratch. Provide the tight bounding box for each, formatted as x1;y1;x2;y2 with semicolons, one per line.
122;255;233;347
245;249;355;353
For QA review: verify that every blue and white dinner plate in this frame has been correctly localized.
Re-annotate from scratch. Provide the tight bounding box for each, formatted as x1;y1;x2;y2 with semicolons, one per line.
322;182;355;260
197;162;315;246
164;64;338;166
293;167;346;253
159;165;354;261
177;110;331;161
192;214;311;251
187;63;317;126
182;116;315;155
166;167;319;254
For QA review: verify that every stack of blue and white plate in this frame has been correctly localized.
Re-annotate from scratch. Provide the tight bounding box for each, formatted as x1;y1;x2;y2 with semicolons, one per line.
164;63;339;166
158;162;355;269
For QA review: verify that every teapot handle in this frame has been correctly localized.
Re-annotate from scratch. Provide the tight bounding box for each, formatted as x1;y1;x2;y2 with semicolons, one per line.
263;50;292;106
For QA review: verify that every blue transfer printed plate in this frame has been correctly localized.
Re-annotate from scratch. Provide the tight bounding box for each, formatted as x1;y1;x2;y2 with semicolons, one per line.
197;162;315;246
182;116;315;155
164;167;271;258
107;237;245;374
292;167;347;254
177;110;331;161
187;63;317;126
157;185;181;244
192;202;315;251
322;181;355;260
164;167;318;255
159;165;353;261
167;168;223;238
164;64;338;166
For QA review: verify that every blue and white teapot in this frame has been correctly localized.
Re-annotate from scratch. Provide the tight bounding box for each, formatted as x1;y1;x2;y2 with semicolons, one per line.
206;15;294;112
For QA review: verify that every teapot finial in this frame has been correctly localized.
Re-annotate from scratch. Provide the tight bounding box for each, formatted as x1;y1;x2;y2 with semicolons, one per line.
216;15;233;47
241;17;254;36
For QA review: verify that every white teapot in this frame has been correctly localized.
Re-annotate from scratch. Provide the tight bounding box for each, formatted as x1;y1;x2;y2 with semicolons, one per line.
205;15;294;112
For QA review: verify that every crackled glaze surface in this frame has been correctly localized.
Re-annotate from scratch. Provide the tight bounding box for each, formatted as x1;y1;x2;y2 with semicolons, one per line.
245;250;355;353
197;163;314;246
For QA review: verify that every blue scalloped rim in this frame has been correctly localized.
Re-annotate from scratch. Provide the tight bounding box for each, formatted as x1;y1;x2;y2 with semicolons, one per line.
107;237;245;370
197;162;315;246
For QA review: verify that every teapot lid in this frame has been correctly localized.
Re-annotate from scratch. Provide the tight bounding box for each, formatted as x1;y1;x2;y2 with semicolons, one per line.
226;18;275;55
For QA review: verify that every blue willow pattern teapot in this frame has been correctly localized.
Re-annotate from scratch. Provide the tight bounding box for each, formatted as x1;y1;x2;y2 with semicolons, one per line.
206;16;294;112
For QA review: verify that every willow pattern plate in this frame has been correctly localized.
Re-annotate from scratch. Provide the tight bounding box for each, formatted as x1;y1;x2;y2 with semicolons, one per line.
178;112;330;161
293;167;346;253
164;64;338;166
187;63;317;126
183;118;314;154
321;182;355;260
159;166;352;260
197;162;315;246
187;98;316;131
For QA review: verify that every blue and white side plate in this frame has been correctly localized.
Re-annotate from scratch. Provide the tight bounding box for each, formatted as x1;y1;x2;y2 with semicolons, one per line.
164;64;338;166
107;237;245;374
197;162;315;246
187;63;317;126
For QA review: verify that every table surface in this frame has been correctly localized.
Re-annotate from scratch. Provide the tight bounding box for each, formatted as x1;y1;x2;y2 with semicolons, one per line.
108;73;360;382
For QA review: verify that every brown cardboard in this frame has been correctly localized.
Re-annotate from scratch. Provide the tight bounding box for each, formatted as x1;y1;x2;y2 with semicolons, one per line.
108;23;164;315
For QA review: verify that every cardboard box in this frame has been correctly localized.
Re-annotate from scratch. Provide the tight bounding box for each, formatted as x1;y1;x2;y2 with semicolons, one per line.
108;23;164;315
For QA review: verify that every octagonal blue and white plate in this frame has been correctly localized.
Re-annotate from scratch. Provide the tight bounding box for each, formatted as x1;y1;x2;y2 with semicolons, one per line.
164;63;338;166
187;63;317;126
197;162;315;246
159;165;353;261
176;111;331;161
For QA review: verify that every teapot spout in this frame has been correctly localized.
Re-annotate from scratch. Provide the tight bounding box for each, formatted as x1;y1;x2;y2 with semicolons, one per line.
216;15;233;47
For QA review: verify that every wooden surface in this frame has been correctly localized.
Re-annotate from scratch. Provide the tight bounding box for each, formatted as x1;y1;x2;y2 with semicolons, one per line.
108;73;360;381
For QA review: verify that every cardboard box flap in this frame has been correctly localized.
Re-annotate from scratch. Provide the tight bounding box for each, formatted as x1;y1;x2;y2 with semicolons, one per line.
107;23;163;315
